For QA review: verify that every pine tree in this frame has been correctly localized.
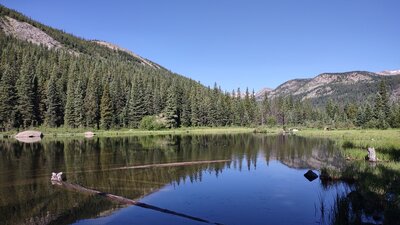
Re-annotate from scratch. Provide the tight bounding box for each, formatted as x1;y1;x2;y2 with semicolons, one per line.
64;61;77;127
100;84;113;129
190;87;200;126
84;70;101;129
73;78;86;127
45;67;62;127
0;65;17;129
164;83;179;128
127;78;147;128
16;54;36;127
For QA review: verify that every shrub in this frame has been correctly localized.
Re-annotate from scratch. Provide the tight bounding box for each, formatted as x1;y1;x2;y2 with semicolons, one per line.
139;116;166;130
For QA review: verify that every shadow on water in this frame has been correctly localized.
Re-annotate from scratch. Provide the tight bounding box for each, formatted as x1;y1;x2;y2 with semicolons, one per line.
325;161;400;225
1;134;394;224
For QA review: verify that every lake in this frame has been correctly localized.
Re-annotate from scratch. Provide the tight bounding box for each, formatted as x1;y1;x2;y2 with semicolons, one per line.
0;134;351;225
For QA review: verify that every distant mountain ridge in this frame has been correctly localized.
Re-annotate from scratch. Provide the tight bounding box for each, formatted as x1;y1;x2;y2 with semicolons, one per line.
256;70;400;105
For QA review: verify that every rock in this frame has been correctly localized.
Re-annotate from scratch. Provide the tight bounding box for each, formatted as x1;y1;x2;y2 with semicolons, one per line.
304;170;318;182
16;136;42;143
15;130;43;143
366;147;377;162
15;130;43;138
84;131;95;138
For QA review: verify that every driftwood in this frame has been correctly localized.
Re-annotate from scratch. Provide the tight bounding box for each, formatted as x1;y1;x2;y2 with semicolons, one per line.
51;179;223;225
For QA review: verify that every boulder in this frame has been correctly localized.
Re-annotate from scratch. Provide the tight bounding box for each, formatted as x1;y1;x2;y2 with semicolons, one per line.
16;136;42;143
304;170;318;182
15;130;43;138
84;131;95;138
15;130;43;143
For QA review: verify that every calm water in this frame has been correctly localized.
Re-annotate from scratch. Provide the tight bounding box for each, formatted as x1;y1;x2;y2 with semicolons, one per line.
0;134;350;225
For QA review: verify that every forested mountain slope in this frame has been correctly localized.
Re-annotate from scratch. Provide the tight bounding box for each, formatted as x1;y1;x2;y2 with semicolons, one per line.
0;5;260;130
257;71;400;105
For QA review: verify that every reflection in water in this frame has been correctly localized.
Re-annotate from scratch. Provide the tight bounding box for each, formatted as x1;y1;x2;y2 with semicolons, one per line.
1;134;347;225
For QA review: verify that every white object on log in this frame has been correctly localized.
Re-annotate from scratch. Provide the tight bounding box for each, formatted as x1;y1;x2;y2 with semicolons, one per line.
51;172;66;182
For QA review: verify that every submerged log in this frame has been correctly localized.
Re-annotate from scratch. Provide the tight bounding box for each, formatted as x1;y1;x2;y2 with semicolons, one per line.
110;159;230;171
51;176;224;225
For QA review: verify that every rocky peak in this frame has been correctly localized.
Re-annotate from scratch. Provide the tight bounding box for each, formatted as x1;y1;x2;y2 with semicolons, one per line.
377;70;400;76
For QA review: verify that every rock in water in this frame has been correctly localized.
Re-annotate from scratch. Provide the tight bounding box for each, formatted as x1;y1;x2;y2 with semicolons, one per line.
15;130;43;138
367;147;377;162
15;130;43;143
304;170;318;182
84;131;95;138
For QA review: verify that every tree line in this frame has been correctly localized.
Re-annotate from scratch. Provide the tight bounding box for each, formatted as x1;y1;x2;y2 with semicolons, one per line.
0;5;399;130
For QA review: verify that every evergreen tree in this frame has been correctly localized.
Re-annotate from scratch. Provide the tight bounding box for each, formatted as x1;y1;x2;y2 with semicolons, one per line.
0;65;17;129
45;67;62;127
16;54;36;127
64;62;77;127
100;84;113;129
261;92;269;125
127;78;147;128
84;70;101;128
164;83;179;128
190;88;200;126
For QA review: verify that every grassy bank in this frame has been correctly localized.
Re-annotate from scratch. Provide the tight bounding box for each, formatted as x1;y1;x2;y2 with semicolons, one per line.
0;127;256;138
297;129;400;161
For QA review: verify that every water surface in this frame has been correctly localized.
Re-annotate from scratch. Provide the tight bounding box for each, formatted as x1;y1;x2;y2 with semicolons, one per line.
0;134;349;225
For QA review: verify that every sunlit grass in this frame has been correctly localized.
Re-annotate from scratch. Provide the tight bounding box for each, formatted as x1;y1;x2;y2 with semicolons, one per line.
0;126;256;138
298;129;400;161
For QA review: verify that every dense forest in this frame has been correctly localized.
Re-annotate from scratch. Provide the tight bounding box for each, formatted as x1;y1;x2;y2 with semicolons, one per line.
0;5;399;131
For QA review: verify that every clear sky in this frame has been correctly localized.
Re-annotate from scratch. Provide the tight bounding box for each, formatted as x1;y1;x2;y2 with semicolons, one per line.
1;0;399;91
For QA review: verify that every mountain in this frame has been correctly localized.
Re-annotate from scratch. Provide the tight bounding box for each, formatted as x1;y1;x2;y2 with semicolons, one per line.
257;71;400;105
377;69;400;76
1;5;253;130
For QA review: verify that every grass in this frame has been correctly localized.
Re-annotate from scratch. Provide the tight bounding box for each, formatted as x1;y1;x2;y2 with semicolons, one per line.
297;129;400;161
0;126;256;138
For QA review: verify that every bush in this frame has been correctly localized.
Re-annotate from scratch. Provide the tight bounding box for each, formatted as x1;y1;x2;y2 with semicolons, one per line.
139;116;166;130
342;141;355;149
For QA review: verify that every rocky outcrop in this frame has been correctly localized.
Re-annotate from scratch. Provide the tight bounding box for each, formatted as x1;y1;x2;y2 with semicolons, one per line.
93;40;160;69
0;16;62;49
256;71;400;104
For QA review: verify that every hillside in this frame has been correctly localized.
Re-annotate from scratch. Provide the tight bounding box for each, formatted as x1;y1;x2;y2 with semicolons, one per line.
0;5;259;130
257;71;400;105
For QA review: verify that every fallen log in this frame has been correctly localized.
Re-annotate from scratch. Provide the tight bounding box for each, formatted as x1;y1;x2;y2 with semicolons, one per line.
51;178;224;225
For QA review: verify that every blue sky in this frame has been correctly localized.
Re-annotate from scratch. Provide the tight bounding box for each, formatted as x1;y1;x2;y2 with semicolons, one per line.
1;0;399;91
